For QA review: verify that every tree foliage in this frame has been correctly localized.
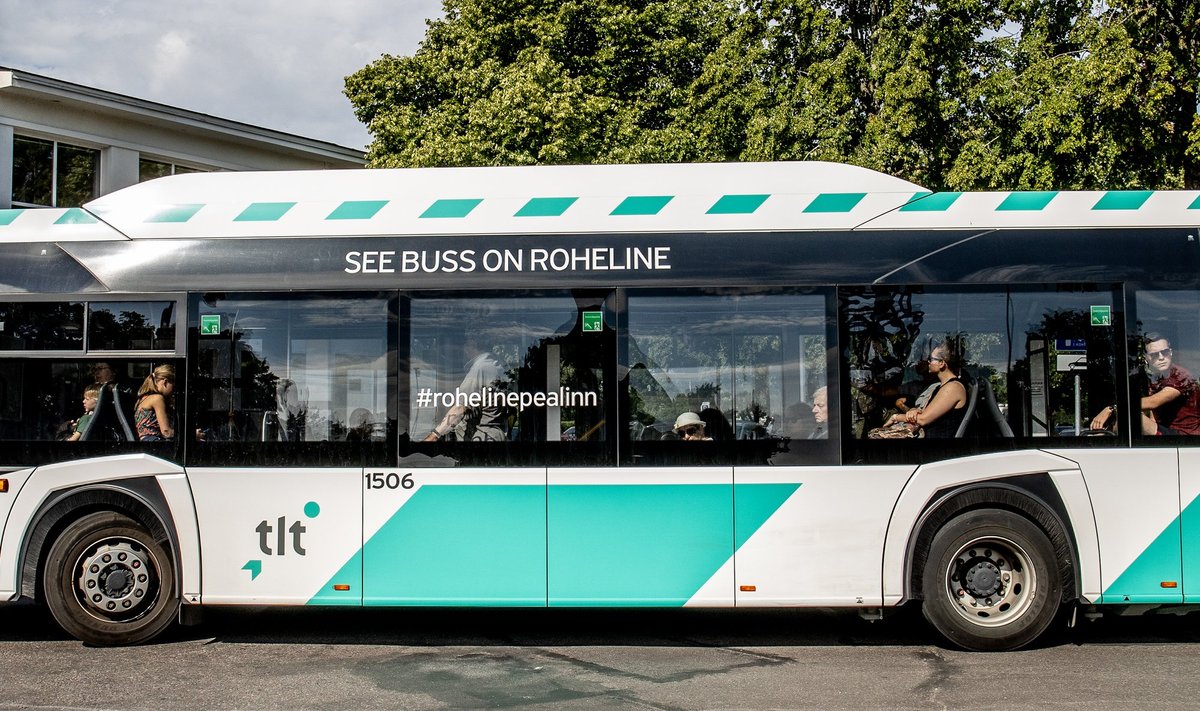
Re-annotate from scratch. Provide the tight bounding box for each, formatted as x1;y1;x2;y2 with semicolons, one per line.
346;0;1200;189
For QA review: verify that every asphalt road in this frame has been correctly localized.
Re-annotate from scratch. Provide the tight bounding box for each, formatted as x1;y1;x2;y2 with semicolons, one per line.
3;604;1200;710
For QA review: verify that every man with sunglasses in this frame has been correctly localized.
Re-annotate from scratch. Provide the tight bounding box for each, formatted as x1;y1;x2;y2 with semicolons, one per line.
1091;333;1200;435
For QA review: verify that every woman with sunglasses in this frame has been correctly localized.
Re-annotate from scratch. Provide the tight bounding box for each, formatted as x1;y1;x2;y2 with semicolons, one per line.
1091;333;1200;435
883;339;968;438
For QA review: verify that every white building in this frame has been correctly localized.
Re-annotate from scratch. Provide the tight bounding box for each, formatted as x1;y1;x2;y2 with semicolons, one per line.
0;67;364;210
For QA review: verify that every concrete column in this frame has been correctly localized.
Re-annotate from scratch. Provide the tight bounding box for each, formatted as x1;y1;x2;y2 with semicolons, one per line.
0;124;13;209
99;145;139;196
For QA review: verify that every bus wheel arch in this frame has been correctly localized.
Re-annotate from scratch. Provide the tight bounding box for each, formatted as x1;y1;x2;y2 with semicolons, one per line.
907;483;1075;651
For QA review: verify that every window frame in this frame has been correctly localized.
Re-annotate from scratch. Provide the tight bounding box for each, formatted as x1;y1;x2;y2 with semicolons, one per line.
11;133;101;208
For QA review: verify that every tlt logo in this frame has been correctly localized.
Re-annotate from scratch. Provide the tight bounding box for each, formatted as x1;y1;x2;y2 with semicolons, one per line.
244;502;321;580
256;516;308;556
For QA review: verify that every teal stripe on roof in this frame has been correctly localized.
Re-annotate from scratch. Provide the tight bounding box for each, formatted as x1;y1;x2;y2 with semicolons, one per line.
707;194;769;215
803;193;866;213
327;200;388;220
0;209;21;226
611;196;673;216
899;192;962;212
1093;191;1153;210
997;191;1058;211
1190;195;1200;210
516;197;577;217
55;208;99;225
421;199;482;218
235;202;296;222
146;204;204;223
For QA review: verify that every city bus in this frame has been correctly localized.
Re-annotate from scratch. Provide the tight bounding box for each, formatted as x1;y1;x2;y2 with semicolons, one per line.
1;161;1197;651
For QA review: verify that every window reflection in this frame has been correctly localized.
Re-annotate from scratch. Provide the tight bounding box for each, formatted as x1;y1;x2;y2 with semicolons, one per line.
626;291;830;463
407;294;608;459
192;295;391;446
89;301;176;350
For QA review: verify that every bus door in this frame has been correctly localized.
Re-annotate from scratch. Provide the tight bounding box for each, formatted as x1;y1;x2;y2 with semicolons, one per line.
363;291;614;606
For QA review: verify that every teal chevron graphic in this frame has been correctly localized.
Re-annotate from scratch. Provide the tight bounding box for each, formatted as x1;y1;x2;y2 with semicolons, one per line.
310;482;800;608
1101;513;1183;604
242;560;262;581
361;485;546;606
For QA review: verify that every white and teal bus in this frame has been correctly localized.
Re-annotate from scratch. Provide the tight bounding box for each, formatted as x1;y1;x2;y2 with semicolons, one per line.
1;161;1198;650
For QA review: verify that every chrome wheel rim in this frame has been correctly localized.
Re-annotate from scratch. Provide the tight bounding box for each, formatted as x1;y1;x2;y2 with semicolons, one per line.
74;537;159;622
944;535;1035;628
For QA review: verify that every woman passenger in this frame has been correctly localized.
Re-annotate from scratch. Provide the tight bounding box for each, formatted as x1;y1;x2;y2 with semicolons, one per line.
135;364;176;441
884;339;968;437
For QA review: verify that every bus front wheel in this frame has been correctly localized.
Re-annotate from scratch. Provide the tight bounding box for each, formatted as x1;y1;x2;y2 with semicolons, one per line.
43;511;177;646
921;508;1062;651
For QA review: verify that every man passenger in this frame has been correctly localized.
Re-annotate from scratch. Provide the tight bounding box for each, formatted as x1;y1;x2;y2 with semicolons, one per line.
1091;333;1200;435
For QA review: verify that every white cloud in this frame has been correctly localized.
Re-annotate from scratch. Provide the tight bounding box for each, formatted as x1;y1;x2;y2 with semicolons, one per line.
0;0;442;148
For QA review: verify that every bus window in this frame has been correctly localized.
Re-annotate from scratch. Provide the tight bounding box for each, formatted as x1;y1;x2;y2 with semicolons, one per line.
0;359;177;465
625;290;834;465
88;301;177;350
842;285;1120;461
405;292;612;466
1127;289;1200;439
190;293;394;466
0;302;84;351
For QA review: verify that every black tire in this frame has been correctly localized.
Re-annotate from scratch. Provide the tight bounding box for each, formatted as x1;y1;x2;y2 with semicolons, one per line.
43;511;177;645
921;508;1063;651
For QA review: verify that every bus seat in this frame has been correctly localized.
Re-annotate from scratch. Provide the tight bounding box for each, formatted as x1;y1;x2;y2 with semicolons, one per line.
106;384;136;441
954;378;980;438
79;385;127;442
978;377;1014;437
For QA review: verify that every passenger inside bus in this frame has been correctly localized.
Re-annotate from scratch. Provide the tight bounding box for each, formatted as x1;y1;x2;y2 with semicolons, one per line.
423;334;508;443
65;383;102;442
673;412;713;441
134;364;176;441
809;387;828;440
884;339;969;437
1090;333;1200;436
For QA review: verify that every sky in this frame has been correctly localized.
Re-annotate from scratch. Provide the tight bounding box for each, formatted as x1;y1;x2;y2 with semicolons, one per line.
0;0;445;150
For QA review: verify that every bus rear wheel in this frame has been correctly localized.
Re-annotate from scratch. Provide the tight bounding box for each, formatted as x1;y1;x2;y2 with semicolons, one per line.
43;511;177;645
921;508;1062;651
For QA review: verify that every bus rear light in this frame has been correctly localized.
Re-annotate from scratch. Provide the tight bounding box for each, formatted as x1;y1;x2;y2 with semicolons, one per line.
1161;581;1178;588
740;585;757;592
332;584;351;591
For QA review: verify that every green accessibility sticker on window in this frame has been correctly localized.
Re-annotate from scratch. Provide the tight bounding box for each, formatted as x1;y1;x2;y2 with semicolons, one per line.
582;311;603;333
1090;305;1112;327
200;314;221;335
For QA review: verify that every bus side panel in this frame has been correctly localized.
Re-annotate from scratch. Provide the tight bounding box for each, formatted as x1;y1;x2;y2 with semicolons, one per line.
1058;449;1183;604
0;467;36;600
1179;449;1200;604
156;472;202;604
362;468;546;606
549;468;733;607
729;466;910;607
882;450;1083;606
188;468;362;605
0;455;185;601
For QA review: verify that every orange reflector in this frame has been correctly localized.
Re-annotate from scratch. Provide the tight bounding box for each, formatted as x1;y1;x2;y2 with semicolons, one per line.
0;479;7;493
1161;581;1178;588
333;584;351;591
740;585;757;592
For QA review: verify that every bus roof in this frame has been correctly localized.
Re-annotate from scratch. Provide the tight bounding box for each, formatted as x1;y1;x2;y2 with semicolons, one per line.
0;161;1198;244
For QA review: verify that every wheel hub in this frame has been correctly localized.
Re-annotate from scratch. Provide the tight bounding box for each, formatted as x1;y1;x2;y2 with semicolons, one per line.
963;560;1002;597
76;540;154;617
945;537;1035;628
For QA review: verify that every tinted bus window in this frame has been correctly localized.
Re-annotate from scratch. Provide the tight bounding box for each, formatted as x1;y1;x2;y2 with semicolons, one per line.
405;292;613;466
625;290;834;465
89;301;177;350
842;285;1120;461
190;293;394;466
0;302;84;350
1128;289;1200;441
